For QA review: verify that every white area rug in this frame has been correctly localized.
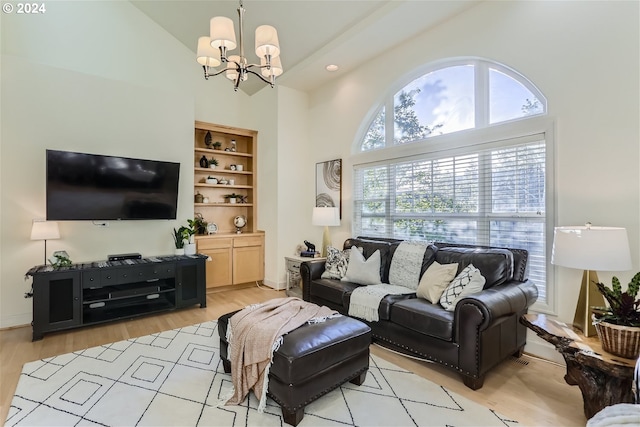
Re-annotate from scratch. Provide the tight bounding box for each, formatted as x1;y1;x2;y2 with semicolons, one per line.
7;321;518;426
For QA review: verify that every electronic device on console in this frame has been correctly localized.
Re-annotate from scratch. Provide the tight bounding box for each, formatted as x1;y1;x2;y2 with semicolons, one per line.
107;253;142;261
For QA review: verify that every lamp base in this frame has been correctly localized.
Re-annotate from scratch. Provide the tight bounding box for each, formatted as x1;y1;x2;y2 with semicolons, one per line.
573;270;605;337
321;226;331;258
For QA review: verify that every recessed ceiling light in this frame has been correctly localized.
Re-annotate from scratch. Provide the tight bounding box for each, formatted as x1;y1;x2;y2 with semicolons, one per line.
325;64;339;72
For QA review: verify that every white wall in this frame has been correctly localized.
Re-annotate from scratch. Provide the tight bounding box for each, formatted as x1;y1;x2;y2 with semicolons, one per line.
0;1;250;327
303;1;639;359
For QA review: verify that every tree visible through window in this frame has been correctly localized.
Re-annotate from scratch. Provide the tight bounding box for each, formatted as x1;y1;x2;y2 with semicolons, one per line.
355;59;550;306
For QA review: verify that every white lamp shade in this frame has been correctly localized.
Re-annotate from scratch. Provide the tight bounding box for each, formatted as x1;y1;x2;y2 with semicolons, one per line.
210;16;237;50
312;207;340;227
255;25;280;59
551;225;632;271
225;55;247;81
31;221;60;241
261;56;283;78
196;36;221;67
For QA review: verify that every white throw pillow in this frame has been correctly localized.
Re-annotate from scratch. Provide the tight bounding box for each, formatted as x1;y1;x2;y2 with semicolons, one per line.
321;246;350;279
416;261;459;303
341;247;382;286
439;264;486;311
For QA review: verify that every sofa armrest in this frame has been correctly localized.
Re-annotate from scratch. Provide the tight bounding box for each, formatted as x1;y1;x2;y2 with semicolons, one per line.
300;259;327;302
454;280;539;332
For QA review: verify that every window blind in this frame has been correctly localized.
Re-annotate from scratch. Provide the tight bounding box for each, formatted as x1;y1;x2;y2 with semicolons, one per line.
354;135;547;302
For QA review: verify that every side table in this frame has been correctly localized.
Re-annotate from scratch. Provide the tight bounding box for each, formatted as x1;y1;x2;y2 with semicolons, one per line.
520;313;637;419
285;255;324;299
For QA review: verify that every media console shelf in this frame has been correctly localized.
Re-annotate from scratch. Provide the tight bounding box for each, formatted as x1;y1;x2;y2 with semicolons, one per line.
26;254;207;341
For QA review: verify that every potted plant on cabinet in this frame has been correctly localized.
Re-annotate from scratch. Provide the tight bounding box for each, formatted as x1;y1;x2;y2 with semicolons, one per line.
594;272;640;358
224;193;241;204
172;227;186;255
182;222;197;255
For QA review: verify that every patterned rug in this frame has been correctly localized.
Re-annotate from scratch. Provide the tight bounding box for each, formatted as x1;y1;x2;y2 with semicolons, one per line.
7;320;517;426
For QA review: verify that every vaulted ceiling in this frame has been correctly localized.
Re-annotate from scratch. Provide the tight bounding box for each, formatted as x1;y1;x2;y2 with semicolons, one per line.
131;1;479;95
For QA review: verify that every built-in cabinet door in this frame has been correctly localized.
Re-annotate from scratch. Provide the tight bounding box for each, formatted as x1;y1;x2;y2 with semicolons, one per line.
197;237;233;289
32;271;81;340
232;236;264;284
203;247;233;288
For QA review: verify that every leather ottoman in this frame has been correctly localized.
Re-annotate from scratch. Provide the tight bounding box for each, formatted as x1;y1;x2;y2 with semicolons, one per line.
218;310;371;426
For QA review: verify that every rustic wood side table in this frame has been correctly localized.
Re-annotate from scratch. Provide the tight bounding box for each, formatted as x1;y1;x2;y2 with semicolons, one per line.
520;313;637;419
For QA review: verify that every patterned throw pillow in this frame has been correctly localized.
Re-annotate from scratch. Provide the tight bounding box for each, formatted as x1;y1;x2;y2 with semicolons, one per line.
439;264;486;311
321;246;350;279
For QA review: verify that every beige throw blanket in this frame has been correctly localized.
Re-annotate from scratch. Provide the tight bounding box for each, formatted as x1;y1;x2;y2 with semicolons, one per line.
349;284;414;322
224;297;337;412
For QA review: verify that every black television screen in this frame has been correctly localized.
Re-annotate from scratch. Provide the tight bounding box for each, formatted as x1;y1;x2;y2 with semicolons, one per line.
46;150;180;220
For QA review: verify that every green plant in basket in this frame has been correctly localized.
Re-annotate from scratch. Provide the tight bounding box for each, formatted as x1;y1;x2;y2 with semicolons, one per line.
595;272;640;327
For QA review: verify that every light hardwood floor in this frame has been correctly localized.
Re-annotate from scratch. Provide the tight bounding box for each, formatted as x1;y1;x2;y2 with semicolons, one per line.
1;286;585;426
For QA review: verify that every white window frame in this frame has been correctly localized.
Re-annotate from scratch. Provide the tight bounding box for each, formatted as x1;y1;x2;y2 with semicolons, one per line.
352;59;556;315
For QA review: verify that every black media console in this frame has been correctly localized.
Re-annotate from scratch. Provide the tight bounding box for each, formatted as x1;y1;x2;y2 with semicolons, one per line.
26;254;207;341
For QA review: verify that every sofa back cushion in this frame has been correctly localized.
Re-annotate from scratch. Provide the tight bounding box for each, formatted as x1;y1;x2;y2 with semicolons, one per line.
435;247;514;289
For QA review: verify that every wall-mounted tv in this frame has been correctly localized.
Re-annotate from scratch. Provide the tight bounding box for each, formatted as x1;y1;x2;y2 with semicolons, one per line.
46;150;180;220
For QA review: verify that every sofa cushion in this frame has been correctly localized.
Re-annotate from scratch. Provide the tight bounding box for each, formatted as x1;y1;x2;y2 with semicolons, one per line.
341;247;382;285
321;246;351;279
439;264;486;311
416;261;459;303
435;247;513;288
310;278;362;306
390;298;455;341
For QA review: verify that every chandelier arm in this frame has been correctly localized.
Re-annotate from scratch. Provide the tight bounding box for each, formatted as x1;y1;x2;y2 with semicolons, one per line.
203;66;229;79
245;68;275;87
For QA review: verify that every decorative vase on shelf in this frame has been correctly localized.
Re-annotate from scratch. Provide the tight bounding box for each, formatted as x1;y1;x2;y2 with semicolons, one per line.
199;155;209;168
204;131;212;148
195;192;204;203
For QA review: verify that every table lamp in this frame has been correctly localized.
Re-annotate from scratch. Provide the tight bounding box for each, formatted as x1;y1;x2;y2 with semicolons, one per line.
551;223;632;336
30;219;60;265
312;207;340;257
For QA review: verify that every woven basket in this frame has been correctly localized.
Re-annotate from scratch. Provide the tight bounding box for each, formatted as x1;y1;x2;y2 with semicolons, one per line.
594;321;640;359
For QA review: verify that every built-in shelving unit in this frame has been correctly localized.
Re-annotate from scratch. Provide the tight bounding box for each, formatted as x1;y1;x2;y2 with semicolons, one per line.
193;121;264;290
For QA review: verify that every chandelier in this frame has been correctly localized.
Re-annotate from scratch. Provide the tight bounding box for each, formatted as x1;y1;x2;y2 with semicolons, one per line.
196;0;283;91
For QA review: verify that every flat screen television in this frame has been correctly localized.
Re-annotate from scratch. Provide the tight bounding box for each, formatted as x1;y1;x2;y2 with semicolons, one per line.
46;150;180;220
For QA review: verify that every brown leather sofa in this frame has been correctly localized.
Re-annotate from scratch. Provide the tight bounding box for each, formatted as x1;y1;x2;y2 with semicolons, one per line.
301;236;538;390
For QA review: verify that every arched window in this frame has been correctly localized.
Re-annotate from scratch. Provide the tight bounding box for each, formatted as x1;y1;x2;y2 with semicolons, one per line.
354;59;553;311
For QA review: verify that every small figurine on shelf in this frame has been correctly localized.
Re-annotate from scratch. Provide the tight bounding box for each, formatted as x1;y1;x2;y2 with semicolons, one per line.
230;139;237;152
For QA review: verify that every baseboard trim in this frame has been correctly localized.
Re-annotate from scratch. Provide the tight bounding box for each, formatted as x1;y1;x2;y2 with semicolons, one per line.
0;313;31;330
262;278;285;291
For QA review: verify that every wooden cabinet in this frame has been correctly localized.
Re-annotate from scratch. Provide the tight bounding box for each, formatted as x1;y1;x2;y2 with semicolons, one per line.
197;234;264;289
194;121;264;289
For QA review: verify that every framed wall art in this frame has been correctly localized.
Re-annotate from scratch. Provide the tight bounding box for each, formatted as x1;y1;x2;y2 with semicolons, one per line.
315;159;342;218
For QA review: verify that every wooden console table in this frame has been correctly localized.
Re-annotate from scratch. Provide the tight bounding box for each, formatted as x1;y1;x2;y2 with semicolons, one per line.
520;313;637;419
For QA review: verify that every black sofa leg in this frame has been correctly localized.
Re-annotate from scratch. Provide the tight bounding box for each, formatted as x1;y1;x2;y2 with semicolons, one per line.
350;371;367;386
282;407;304;426
462;375;484;390
222;358;231;374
